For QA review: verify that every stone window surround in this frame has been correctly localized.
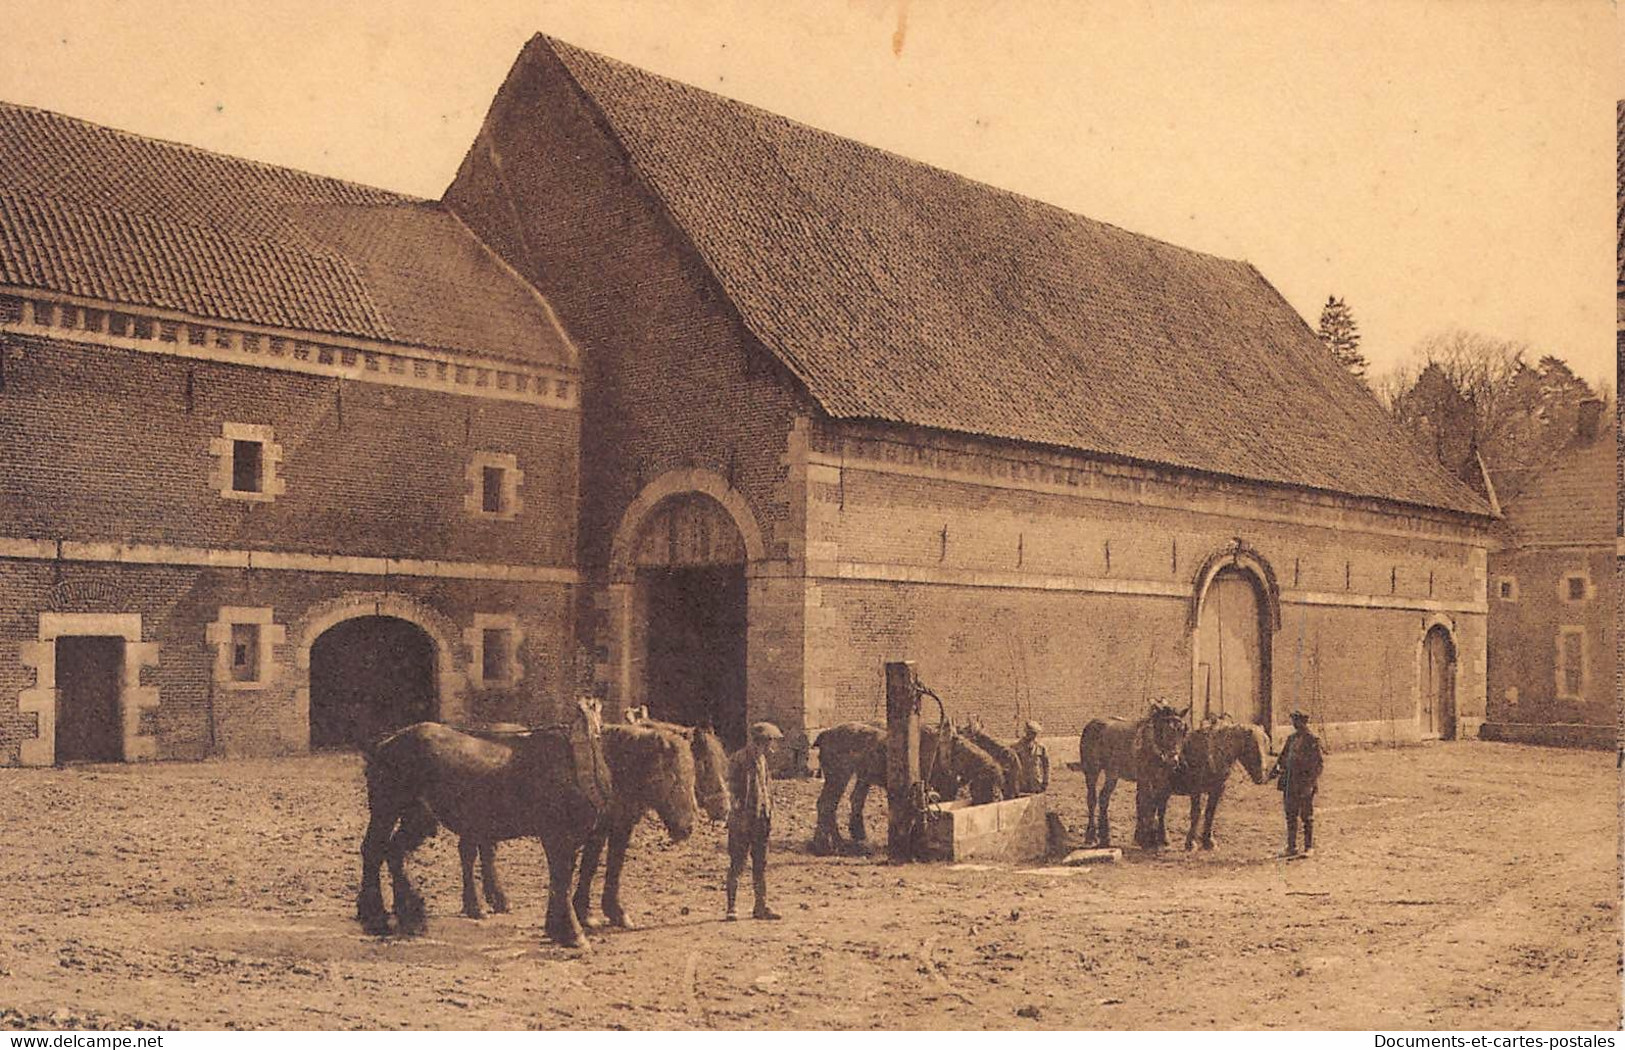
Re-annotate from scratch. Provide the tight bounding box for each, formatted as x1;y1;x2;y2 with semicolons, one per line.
464;612;524;689
1493;575;1518;602
1558;571;1592;604
208;422;286;503
205;606;286;692
465;451;524;521
17;612;161;766
1554;625;1588;700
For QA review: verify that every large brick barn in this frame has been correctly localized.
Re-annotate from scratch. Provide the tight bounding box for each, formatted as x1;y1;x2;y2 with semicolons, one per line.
0;102;583;764
445;36;1495;762
2;34;1499;767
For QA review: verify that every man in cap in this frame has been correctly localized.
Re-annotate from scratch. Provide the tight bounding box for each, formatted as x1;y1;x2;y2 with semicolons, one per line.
725;721;784;921
1266;709;1325;856
1012;720;1050;795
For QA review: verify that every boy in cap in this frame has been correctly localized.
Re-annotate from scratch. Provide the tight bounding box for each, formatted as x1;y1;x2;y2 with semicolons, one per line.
1266;709;1325;856
1012;720;1050;795
725;721;784;921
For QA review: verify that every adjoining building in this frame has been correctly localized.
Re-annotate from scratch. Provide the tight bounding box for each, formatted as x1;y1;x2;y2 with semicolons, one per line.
445;36;1497;762
0;103;582;764
1482;401;1616;748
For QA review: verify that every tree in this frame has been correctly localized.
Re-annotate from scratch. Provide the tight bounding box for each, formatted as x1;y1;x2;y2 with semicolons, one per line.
1317;295;1369;381
1378;329;1604;504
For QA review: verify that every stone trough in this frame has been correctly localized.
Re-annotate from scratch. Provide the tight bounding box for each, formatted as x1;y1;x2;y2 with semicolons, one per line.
921;793;1049;864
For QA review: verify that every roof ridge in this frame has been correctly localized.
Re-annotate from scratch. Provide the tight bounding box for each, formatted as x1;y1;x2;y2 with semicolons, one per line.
0;98;426;204
534;33;1257;276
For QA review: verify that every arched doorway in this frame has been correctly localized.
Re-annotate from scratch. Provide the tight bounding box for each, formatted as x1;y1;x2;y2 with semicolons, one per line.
1422;624;1457;740
631;492;749;749
1195;567;1272;728
308;616;437;749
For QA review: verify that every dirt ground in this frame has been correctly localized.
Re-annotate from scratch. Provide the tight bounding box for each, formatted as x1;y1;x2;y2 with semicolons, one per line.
0;740;1619;1031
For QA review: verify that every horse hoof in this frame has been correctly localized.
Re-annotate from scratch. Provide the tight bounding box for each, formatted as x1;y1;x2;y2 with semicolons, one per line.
463;906;484;920
1201;840;1215;851
396;916;428;938
842;840;874;857
358;915;393;937
489;898;511;915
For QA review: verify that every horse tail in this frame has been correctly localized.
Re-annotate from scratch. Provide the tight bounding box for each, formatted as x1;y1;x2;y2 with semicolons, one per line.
393;797;438;855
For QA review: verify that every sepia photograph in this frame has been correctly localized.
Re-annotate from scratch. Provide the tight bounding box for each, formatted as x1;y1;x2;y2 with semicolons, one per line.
0;0;1618;1035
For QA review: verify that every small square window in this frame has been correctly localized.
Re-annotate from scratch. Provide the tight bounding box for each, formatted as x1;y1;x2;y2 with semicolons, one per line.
232;440;264;493
1566;576;1587;601
230;622;261;683
1499;581;1514;600
482;628;512;684
466;451;522;521
482;466;506;514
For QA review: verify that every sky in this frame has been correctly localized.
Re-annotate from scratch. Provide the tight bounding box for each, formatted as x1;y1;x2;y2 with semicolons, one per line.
0;0;1616;390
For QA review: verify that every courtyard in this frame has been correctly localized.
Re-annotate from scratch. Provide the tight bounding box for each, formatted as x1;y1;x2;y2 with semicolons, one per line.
0;740;1618;1030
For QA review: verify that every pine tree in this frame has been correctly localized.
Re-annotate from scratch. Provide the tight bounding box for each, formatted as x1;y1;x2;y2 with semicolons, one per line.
1317;295;1369;381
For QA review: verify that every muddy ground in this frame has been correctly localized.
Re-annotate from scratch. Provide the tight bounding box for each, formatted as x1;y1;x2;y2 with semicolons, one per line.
0;740;1618;1031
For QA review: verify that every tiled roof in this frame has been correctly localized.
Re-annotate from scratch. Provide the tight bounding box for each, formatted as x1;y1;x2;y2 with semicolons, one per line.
533;37;1490;517
0;102;574;368
1501;437;1615;547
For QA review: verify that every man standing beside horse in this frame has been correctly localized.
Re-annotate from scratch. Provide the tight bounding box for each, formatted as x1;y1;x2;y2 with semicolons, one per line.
726;721;785;922
1266;709;1325;857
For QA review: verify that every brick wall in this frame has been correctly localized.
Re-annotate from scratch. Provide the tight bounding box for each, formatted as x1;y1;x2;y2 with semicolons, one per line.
1486;547;1615;725
0;557;575;763
443;40;812;580
799;419;1491;745
0;333;578;567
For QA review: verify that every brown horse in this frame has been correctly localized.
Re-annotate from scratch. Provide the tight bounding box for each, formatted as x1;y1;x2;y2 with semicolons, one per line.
454;709;725;929
356;697;610;948
809;721;1004;855
959;718;1022;799
1159;718;1269;851
1076;703;1188;848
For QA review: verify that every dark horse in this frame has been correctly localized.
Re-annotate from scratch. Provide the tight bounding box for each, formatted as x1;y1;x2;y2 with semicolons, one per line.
356;698;611;948
457;708;728;929
1076;703;1188;848
1148;717;1268;851
959;718;1022;800
809;721;1004;855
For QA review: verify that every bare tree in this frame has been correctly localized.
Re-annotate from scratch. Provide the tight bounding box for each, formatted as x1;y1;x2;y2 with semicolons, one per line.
1379;329;1602;503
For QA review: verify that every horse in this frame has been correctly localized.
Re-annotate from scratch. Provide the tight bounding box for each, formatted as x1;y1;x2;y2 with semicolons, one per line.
355;697;612;948
959;718;1022;799
451;707;726;928
1076;702;1188;848
809;721;1004;855
1159;717;1269;851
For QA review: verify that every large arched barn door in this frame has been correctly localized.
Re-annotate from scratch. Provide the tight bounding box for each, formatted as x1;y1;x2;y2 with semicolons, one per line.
1422;625;1457;740
632;493;748;750
1196;567;1271;728
308;616;437;749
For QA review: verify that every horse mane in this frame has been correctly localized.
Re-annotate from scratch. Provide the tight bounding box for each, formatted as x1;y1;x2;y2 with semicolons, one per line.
603;723;694;796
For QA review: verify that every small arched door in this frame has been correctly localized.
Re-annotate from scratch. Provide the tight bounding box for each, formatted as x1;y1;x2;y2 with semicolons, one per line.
308;616;437;749
1422;625;1457;740
1196;567;1271;728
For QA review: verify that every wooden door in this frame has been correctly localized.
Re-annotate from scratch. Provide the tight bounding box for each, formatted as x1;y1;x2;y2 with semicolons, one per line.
1197;569;1268;726
1423;627;1456;739
55;636;124;763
